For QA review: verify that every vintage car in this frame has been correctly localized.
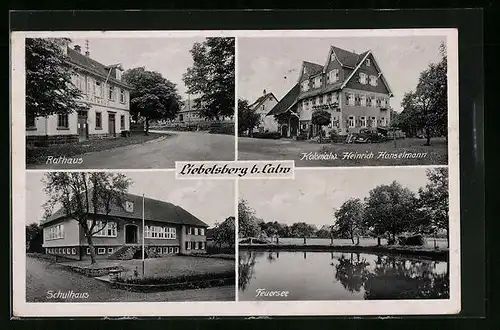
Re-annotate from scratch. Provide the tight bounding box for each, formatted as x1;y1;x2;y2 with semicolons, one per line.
353;128;387;143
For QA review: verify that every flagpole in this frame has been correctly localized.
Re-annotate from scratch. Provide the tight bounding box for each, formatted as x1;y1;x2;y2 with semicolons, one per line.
142;193;145;278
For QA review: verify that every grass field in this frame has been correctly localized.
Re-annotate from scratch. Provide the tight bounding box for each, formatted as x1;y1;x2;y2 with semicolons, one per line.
26;132;167;165
260;237;449;249
61;255;235;279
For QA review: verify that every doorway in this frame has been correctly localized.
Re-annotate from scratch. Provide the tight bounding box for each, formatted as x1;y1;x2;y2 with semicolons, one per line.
77;111;88;142
108;113;116;137
125;225;138;244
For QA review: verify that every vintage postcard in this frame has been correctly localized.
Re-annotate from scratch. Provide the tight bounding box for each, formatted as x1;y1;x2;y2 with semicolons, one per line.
22;35;235;170
12;28;459;317
238;35;450;167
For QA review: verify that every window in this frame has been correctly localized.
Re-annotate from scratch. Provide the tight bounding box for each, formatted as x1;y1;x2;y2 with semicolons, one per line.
313;76;321;88
108;85;114;100
121;115;125;129
86;248;91;255
199;242;204;250
116;70;122;80
97;248;106;255
186;227;190;235
355;94;361;106
162;247;167;254
301;80;309;92
381;98;387;108
95;112;102;129
194;242;199;250
323;94;328;104
87;221;117;237
120;89;125;103
367;96;373;107
360;95;366;106
345;93;354;106
359;73;367;85
366;59;371;67
315;96;320;105
371;116;377;127
348;116;356;128
145;226;176;239
174;247;179;253
380;117;386;126
199;228;205;236
369;75;378;86
57;114;69;128
47;224;64;240
71;248;76;255
360;116;367;128
185;241;190;250
77;74;85;93
330;53;336;62
328;69;339;83
331;92;339;104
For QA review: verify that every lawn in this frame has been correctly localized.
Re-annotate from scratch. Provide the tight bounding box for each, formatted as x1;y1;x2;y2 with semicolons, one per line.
61;255;235;279
26;132;167;165
263;237;449;249
238;136;448;167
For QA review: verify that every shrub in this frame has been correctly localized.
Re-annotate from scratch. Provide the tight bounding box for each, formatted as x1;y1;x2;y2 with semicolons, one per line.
209;123;234;135
398;235;425;246
115;271;235;285
252;132;281;139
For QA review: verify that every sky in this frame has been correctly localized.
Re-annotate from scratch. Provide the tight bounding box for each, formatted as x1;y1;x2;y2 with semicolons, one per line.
70;37;207;100
238;36;446;112
26;172;234;228
239;167;431;229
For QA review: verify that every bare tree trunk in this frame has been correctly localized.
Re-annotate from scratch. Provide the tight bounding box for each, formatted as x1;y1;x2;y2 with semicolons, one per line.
145;117;150;136
377;237;381;246
351;235;355;245
356;236;360;246
86;234;97;265
425;126;431;146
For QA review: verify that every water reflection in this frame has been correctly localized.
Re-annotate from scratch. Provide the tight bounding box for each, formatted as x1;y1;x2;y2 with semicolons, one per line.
239;250;449;301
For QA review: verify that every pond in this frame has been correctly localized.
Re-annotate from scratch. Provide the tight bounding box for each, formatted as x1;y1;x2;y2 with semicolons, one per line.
238;250;449;301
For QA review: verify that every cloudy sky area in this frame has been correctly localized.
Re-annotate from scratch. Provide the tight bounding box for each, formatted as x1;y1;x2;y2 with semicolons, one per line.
238;36;446;112
239;167;431;228
26;172;234;228
70;38;207;100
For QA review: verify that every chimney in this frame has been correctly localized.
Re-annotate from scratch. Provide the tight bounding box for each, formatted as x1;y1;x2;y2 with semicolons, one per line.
84;40;90;57
74;45;81;53
263;89;267;95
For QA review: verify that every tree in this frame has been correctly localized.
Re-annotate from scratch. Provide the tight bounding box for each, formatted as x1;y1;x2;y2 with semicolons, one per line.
183;37;235;120
398;43;447;145
419;168;449;247
364;181;419;245
123;67;182;135
212;216;235;249
334;198;366;245
238;199;260;238
26;223;43;252
26;38;89;119
311;109;331;143
238;99;261;136
290;222;316;243
42;172;132;265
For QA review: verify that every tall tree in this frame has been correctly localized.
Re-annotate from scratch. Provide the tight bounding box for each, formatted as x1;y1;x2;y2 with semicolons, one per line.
212;216;236;249
26;38;89;119
311;110;331;143
334;198;366;245
398;43;447;145
42;172;132;264
26;223;43;252
123;67;182;135
290;222;316;242
419;168;449;247
238;199;261;238
364;181;419;245
238;99;261;136
183;37;235;120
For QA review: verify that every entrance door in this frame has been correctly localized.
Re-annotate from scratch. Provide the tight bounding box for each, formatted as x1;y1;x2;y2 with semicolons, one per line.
125;225;137;244
108;113;116;137
290;117;299;137
77;111;88;142
281;125;288;137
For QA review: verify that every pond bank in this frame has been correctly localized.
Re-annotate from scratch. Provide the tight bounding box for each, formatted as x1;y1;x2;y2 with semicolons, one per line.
239;244;449;261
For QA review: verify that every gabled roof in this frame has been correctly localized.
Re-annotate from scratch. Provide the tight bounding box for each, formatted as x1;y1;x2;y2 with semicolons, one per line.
299;61;323;81
266;84;300;116
43;191;208;227
250;92;278;111
329;46;366;69
67;47;132;90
